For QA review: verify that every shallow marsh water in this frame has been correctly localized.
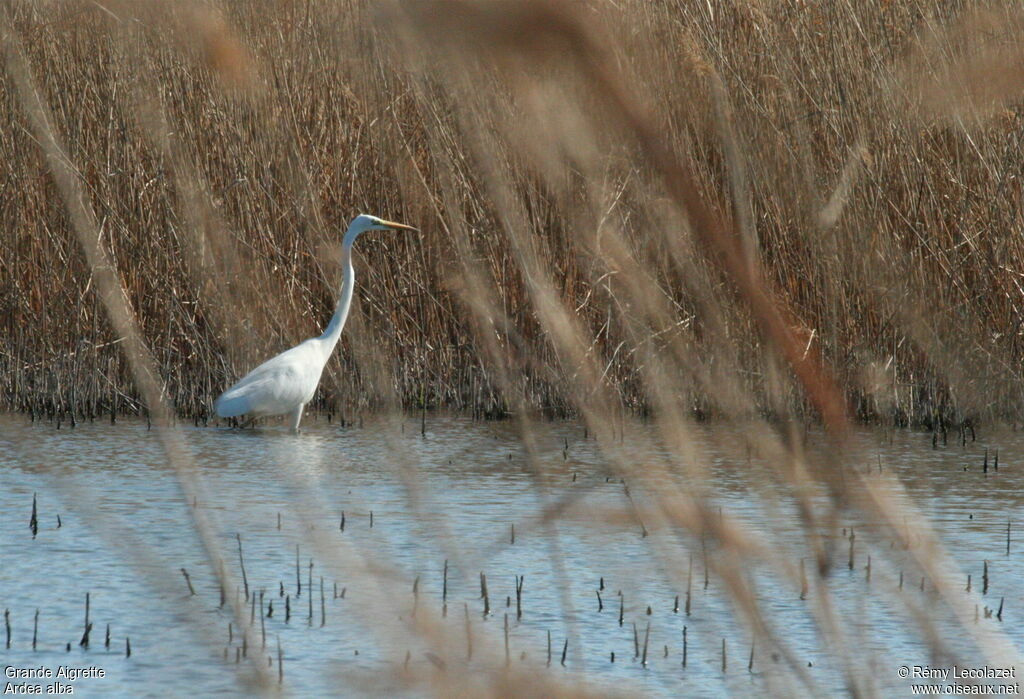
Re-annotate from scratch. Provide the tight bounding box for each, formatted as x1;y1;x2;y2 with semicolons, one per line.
1;414;1022;697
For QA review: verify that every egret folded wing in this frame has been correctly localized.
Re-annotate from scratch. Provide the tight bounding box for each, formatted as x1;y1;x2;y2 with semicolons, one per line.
214;360;313;418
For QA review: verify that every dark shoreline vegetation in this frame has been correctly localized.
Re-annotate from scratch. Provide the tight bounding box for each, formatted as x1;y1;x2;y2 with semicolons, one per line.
3;1;1024;428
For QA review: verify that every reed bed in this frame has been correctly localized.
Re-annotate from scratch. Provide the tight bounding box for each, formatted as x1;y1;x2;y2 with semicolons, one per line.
3;0;1024;696
3;0;1023;425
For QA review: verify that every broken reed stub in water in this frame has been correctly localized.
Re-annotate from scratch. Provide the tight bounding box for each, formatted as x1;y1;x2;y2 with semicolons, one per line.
319;578;325;627
34;611;39;651
237;534;249;602
260;592;267;649
181;568;196;596
641;622;650;666
81;592;90;647
560;638;568;667
515;575;523;620
721;638;727;673
125;637;131;658
442;559;448;607
596;590;603;611
682;626;688;668
619;593;624;627
30;493;38;538
79;623;92;648
295;545;301;598
307;561;314;625
412;575;420;618
848;529;855;570
340;512;345;531
480;572;490;616
983;561;989;595
277;636;283;684
4;609;9;649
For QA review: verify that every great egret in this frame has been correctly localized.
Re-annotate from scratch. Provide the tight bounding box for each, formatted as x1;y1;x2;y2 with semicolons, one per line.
214;214;417;432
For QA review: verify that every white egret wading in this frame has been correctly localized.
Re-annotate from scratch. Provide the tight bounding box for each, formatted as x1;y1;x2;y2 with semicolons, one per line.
214;214;416;432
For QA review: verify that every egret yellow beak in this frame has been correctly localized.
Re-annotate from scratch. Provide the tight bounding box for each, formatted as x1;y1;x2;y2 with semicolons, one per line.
381;219;418;232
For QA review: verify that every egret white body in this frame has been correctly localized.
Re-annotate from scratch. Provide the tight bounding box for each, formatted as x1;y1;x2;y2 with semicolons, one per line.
214;214;416;432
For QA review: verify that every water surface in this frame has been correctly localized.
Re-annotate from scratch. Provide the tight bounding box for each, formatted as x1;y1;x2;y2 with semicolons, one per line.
2;415;1022;696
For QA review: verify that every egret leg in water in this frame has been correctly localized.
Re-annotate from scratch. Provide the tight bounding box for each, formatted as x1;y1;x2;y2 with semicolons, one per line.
214;214;417;433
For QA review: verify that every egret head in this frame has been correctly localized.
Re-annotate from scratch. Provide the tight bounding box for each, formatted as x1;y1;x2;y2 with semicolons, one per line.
344;213;417;247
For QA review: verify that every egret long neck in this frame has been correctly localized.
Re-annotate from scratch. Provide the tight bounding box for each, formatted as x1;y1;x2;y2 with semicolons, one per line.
319;243;354;353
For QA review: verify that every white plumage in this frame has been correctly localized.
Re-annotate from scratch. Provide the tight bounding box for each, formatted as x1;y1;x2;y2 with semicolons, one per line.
214;340;328;423
214;214;417;432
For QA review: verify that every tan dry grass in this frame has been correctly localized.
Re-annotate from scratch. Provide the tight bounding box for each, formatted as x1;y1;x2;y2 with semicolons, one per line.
3;0;1024;425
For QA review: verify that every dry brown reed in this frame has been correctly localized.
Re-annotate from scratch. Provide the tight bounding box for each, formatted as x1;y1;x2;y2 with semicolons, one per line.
4;0;1024;426
3;0;1024;696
